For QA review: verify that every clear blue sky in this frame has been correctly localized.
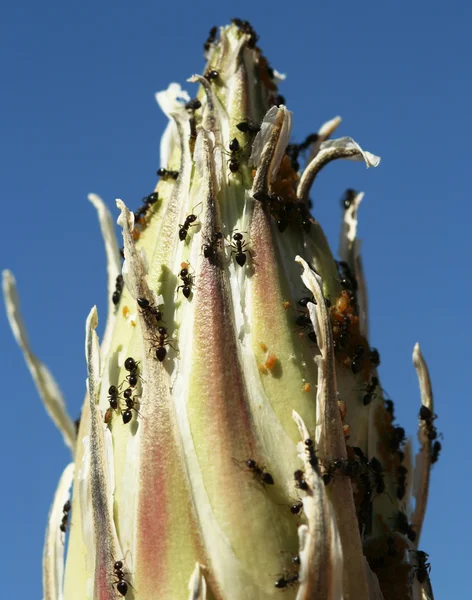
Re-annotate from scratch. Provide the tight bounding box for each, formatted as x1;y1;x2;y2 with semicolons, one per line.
1;1;469;597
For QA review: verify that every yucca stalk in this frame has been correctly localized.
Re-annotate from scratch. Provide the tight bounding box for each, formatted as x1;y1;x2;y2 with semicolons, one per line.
3;20;438;600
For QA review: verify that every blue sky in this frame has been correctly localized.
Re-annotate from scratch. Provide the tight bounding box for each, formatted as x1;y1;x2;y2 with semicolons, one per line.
1;1;469;597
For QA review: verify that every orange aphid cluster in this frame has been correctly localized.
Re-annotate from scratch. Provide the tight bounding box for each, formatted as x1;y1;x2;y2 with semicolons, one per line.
257;342;278;374
270;154;299;202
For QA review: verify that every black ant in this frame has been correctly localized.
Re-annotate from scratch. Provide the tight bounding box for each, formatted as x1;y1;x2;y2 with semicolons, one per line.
152;326;175;362
297;295;316;308
108;385;121;410
362;376;379;406
390;426;406;453
228;137;241;173
177;265;194;299
273;94;286;106
431;440;441;464
414;550;431;584
202;230;223;261
185;98;202;112
396;464;408;500
230;232;250;266
239;458;275;485
341;189;357;210
369;457;385;494
370;347;380;368
419;405;439;441
350;343;365;374
112;275;124;306
122;395;140;425
231;18;259;47
294;469;308;491
290;500;303;515
385;399;395;419
274;573;298;589
157;167;179;180
113;560;131;597
134;192;159;223
124;357;141;387
60;499;71;533
394;511;416;542
179;208;200;241
204;69;219;82
203;26;217;53
137;297;163;323
304;438;319;473
236;120;260;135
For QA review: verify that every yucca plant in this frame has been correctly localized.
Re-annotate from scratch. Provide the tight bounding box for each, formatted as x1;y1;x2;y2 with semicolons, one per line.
3;19;438;600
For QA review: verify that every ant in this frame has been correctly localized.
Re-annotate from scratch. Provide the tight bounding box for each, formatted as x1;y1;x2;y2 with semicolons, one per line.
390;426;406;453
273;94;286;106
239;458;275;485
290;500;303;515
177;264;195;299
124;357;141;387
396;464;408;500
341;189;357;210
369;347;380;368
122;395;140;425
431;440;441;464
304;438;319;473
137;297;163;323
227;137;242;173
236;120;260;135
204;69;219;82
179;207;200;241
297;295;316;308
362;376;379;406
294;469;308;491
157;167;179;180
413;550;431;584
113;560;131;597
230;232;250;266
203;26;217;53
369;457;385;494
108;385;121;410
151;326;175;362
394;511;416;542
134;192;159;223
350;344;365;374
419;405;439;441
385;399;395;419
112;275;124;306
202;230;223;261
60;499;71;533
274;573;298;589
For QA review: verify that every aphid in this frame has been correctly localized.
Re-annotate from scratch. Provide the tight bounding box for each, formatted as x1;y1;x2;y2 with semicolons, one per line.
414;550;431;584
265;353;277;370
179;212;198;241
157;167;179;179
107;385;120;410
236;120;260;135
202;230;223;261
294;469;308;491
203;25;217;53
274;573;298;589
362;376;379;406
152;326;174;362
204;69;219;82
341;188;357;210
290;501;303;515
230;231;250;266
113;560;130;597
177;266;195;299
112;274;124;306
369;457;385;494
431;440;441;464
242;458;274;485
136;297;163;323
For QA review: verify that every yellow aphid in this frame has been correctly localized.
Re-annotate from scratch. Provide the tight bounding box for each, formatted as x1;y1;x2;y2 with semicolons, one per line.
343;424;351;439
302;382;311;393
258;364;268;374
265;353;277;370
181;261;189;270
123;306;130;318
337;400;347;421
259;342;268;352
130;320;136;328
282;301;291;311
